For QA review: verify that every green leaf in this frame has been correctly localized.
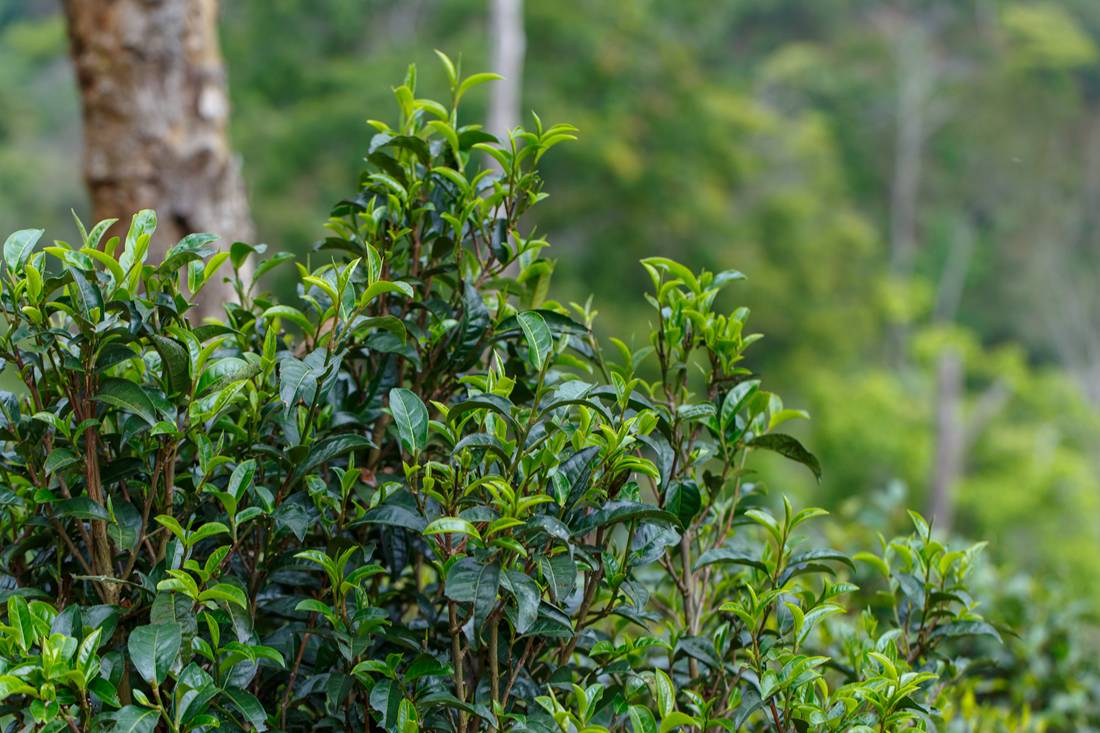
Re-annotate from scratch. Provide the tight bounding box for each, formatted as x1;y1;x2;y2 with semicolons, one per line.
358;503;427;532
628;705;658;733
68;266;104;321
278;354;320;411
747;433;822;480
434;49;457;86
89;677;121;708
81;246;126;285
640;256;701;293
444;558;500;637
502;570;540;634
198;583;248;609
654;669;675;718
659;712;697;733
261;305;314;333
109;706;159;733
665;480;701;528
930;620;1002;643
54;497;110;522
78;626;103;674
361;279;414;305
424;517;482;541
128;622;182;685
389;387;428;455
84;218;118;251
161;232;219;272
572;501;678;535
226;459;257;501
6;597;35;652
745;509;782;542
538;553;576;602
96;377;158;425
694;546;768;574
853;552;890;578
44;447;80;474
4;228;44;271
151;335;191;395
0;674;37;703
120;210;156;281
456;72;503;103
397;696;419;733
187;522;230;546
517;311;553;370
290;434;373;484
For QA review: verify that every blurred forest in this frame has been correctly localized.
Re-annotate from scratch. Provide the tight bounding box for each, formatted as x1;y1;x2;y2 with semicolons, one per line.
4;0;1100;613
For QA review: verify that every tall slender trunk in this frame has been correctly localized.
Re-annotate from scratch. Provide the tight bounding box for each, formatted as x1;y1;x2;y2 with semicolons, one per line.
890;23;930;277
63;0;252;319
487;0;525;143
929;349;963;534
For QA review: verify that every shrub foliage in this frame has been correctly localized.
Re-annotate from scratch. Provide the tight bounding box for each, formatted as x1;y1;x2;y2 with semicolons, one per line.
0;57;999;732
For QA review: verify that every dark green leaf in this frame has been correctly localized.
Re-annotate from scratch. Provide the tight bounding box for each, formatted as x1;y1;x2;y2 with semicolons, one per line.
128;622;182;685
223;687;269;732
54;497;110;522
110;706;159;733
151;335;191;395
389;388;428;454
96;377;158;425
538;554;576;602
665;480;701;528
444;558;500;638
748;433;822;480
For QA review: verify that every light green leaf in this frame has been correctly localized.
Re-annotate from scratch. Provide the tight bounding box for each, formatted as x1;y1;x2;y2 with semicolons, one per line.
6;597;35;652
654;669;674;718
517;311;553;370
4;228;44;271
423;517;481;541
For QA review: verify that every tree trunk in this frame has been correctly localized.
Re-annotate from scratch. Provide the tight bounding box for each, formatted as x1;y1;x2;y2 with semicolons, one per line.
486;0;525;143
62;0;252;319
889;22;930;277
929;349;963;534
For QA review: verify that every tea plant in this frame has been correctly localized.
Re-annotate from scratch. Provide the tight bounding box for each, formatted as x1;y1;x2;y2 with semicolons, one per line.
0;55;1001;732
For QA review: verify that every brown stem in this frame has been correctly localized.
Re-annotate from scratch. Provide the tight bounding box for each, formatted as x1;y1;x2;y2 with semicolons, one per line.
489;616;500;706
83;426;118;604
448;601;469;733
279;624;313;729
680;533;700;679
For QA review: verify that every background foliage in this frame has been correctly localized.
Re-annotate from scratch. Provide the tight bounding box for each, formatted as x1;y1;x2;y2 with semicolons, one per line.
4;0;1100;728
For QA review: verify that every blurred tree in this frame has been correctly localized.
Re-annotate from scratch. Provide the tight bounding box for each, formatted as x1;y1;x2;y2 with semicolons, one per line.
486;0;524;142
61;0;251;316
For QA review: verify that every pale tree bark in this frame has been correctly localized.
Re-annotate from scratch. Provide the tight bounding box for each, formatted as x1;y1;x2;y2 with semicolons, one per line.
927;350;1011;535
929;349;963;533
62;0;253;319
486;0;525;144
889;22;931;277
927;219;1010;534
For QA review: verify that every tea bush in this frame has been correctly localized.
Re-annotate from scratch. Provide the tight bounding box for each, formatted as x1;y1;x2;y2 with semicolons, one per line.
0;56;1002;732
